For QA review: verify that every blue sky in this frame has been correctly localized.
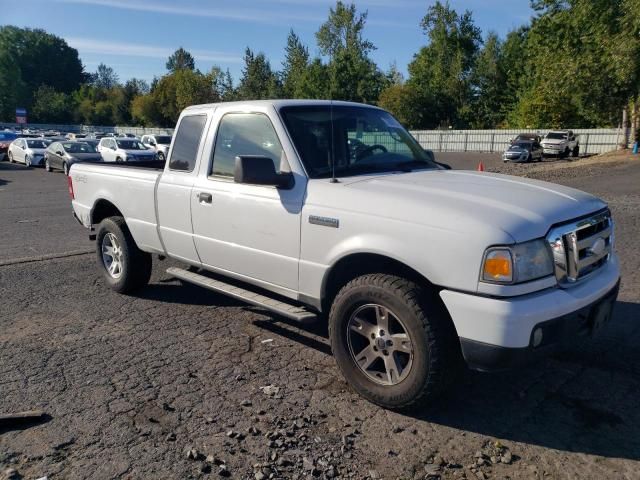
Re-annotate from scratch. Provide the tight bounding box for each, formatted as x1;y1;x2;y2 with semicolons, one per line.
2;0;535;84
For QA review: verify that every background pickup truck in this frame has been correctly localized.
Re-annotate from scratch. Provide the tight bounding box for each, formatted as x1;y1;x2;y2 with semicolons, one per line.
70;100;620;410
541;130;580;158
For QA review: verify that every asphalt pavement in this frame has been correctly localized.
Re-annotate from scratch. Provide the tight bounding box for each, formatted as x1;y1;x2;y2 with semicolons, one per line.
1;155;639;479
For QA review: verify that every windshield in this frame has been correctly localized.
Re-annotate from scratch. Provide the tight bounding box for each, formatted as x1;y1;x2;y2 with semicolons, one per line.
546;132;567;140
280;105;438;179
63;142;98;153
155;135;171;144
512;142;531;149
116;140;147;150
26;140;48;148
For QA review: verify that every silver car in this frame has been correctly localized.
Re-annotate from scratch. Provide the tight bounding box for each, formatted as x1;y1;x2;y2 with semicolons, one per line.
7;138;50;166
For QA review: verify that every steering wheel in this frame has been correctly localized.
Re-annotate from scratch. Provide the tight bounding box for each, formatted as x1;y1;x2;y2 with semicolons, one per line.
354;144;388;161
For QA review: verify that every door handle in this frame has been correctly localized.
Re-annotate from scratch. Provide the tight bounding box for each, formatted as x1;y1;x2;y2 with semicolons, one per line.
198;192;212;204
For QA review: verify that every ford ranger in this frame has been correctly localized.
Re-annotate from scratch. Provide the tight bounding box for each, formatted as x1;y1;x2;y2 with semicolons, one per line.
69;100;620;410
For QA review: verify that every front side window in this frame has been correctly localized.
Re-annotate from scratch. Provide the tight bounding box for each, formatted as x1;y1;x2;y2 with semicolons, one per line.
279;105;437;179
116;140;146;150
211;113;286;178
169;114;207;172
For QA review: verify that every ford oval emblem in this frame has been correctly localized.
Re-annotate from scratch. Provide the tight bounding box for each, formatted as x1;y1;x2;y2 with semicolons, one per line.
588;237;606;257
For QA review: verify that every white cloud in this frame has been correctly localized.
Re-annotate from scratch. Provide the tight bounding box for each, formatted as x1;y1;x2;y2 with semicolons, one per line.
54;0;323;24
66;37;242;63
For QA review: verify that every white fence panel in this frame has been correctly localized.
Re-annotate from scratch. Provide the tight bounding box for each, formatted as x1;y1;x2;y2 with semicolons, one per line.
409;128;625;155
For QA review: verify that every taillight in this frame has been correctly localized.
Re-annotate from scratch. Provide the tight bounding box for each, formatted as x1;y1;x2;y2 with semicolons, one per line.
67;175;75;199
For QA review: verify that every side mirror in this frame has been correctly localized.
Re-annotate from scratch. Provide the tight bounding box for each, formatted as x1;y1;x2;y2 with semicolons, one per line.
56;151;63;156
150;141;156;146
436;161;452;170
234;156;293;188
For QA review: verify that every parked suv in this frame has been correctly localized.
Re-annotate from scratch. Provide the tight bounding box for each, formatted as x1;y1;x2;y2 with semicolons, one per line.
541;130;579;158
141;134;172;161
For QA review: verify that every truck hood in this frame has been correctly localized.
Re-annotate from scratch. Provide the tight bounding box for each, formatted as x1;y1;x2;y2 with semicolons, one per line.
542;138;567;145
336;170;606;242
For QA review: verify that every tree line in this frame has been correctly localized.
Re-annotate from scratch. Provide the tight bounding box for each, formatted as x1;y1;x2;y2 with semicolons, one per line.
1;0;639;131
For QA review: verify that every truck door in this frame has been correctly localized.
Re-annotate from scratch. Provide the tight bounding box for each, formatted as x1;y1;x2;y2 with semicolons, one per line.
190;109;305;293
156;113;209;264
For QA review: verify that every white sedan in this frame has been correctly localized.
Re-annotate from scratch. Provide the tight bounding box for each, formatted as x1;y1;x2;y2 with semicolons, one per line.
97;137;157;163
7;138;50;167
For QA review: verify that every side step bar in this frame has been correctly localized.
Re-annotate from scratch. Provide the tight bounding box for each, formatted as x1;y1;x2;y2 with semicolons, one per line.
166;267;318;323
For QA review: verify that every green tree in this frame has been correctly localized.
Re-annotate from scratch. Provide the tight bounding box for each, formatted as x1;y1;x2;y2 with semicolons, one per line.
407;1;482;128
166;47;195;72
468;32;507;128
0;26;85;112
295;58;330;99
92;63;120;90
0;49;25;120
237;48;281;100
378;83;421;128
31;85;74;123
315;1;385;102
281;30;310;98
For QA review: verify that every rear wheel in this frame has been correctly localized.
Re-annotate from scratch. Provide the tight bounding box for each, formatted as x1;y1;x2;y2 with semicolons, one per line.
329;273;461;410
96;216;152;293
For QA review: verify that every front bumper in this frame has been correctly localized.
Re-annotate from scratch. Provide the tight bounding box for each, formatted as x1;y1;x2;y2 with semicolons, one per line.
543;147;564;155
440;255;620;371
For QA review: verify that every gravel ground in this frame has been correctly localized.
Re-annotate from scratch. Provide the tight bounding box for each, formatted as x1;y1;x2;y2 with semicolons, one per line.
1;152;639;480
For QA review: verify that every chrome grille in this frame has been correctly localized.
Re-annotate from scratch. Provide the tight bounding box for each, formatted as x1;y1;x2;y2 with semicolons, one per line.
547;210;612;286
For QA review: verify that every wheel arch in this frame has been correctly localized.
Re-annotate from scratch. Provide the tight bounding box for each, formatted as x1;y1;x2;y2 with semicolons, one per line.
91;198;125;226
321;252;443;314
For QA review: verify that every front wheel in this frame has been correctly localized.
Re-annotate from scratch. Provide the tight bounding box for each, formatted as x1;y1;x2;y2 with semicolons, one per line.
572;145;579;157
157;151;165;161
96;217;152;293
25;156;31;167
63;162;69;176
329;274;461;410
45;158;52;172
8;152;14;163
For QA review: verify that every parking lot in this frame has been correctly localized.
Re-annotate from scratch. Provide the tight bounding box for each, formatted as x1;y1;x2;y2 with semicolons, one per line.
1;153;640;479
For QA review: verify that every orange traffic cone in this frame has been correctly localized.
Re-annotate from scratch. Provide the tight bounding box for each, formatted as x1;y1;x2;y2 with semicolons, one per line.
477;161;485;172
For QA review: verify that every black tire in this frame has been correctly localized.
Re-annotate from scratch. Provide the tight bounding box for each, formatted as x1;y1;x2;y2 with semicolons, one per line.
328;273;461;410
157;151;165;161
95;216;152;294
116;157;123;163
572;145;579;157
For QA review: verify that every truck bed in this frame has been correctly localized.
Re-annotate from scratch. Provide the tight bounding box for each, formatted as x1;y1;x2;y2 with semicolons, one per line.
70;162;164;253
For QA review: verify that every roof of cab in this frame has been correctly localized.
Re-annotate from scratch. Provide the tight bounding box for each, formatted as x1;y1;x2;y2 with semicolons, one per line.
183;99;381;112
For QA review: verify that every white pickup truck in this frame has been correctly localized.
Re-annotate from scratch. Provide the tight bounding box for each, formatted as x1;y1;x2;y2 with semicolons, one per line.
69;100;620;410
541;130;580;158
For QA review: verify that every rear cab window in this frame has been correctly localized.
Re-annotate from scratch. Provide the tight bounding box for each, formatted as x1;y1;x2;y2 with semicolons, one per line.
169;114;207;172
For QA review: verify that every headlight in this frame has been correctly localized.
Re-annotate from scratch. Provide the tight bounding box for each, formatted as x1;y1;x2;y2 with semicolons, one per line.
482;239;553;284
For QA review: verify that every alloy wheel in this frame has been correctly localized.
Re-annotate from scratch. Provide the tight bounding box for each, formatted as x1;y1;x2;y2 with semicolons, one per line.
346;304;414;386
101;233;124;279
